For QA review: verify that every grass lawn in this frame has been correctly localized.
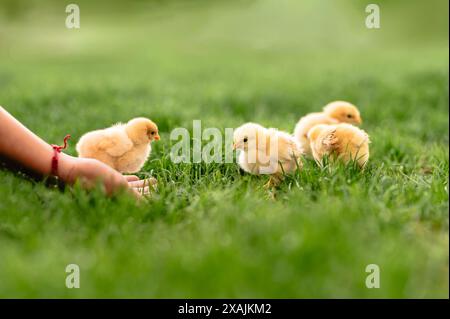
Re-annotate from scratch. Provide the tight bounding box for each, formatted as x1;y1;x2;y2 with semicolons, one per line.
0;0;448;298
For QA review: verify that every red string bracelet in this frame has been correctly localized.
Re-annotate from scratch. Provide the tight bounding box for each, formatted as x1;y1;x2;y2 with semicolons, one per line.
50;134;71;177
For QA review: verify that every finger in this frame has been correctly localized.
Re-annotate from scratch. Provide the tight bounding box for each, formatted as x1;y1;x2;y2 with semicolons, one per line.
105;175;130;196
128;180;147;188
124;175;140;182
128;178;157;188
132;186;151;195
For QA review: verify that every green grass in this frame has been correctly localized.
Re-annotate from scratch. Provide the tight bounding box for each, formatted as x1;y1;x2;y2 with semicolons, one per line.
0;0;448;298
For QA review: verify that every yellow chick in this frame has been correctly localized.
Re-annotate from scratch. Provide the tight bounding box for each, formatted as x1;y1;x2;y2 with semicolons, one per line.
233;123;303;187
308;123;370;168
76;117;160;173
294;101;362;156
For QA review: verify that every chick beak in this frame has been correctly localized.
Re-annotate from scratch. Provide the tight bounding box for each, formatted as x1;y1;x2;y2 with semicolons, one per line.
154;134;160;141
232;143;237;150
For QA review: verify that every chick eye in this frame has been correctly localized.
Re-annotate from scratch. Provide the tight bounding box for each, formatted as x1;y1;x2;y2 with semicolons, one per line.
347;114;353;118
243;137;248;143
151;132;155;135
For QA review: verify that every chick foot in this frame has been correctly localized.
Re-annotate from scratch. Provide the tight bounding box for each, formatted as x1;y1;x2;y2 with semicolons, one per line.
263;175;282;190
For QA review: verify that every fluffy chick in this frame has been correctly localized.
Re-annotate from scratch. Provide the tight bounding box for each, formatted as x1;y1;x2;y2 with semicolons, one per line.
294;101;362;155
308;123;370;168
76;117;160;173
233;123;303;187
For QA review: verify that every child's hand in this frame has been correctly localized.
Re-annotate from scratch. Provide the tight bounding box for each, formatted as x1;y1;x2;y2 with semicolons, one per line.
0;106;152;198
59;155;143;197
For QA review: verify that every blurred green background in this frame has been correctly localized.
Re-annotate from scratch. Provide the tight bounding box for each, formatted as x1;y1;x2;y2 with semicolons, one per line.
0;0;448;298
0;0;448;133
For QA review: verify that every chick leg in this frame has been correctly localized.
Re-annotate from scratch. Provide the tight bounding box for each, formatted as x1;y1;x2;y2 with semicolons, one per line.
263;174;282;189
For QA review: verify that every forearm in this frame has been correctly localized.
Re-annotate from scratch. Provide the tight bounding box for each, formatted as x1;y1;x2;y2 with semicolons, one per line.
0;106;73;179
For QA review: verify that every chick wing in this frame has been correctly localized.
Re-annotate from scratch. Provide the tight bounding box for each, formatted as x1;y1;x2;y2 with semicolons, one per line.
97;126;134;157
